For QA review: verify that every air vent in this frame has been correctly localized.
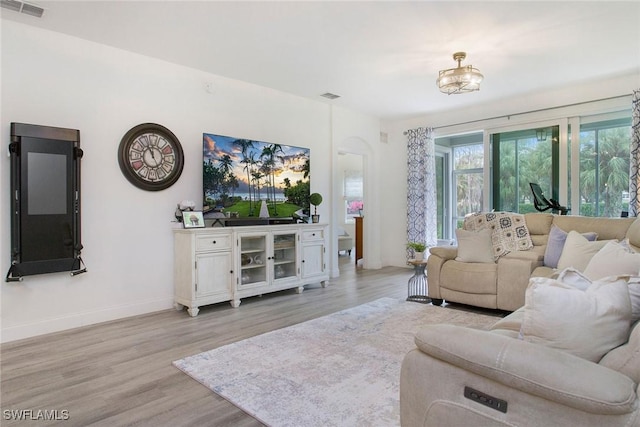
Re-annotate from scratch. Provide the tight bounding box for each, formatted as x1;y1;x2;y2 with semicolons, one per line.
1;0;44;17
380;132;389;144
320;92;341;100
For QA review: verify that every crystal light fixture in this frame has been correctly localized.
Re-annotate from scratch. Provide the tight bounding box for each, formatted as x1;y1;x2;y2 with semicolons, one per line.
436;52;484;95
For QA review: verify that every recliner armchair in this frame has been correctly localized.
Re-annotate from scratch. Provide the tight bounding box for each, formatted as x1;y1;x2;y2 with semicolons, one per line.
400;316;640;426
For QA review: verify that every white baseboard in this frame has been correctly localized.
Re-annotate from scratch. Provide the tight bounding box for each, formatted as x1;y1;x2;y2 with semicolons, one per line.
1;298;174;343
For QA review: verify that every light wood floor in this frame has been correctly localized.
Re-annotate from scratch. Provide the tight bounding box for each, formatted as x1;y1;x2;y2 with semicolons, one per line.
1;256;413;426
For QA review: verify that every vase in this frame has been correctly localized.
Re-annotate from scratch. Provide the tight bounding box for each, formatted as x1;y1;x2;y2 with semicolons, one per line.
414;251;424;261
311;215;320;223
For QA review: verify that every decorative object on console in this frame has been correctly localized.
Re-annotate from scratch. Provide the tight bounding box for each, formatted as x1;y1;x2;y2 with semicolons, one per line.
309;192;323;223
118;123;184;191
182;211;205;229
436;51;483;95
175;200;195;222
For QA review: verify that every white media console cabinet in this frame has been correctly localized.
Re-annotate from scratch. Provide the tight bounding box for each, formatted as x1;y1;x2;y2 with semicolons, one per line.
173;223;329;316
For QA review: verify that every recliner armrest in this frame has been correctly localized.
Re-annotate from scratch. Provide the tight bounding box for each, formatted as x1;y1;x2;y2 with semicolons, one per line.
414;324;637;415
428;246;457;260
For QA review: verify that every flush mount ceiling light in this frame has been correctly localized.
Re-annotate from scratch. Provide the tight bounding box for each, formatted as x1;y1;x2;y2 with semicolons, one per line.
436;52;483;95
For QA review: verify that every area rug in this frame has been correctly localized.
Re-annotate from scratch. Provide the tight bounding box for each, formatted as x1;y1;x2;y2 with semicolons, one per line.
173;297;500;427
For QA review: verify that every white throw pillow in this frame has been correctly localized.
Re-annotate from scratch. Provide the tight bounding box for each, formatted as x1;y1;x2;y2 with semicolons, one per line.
556;231;612;272
520;277;632;362
455;228;494;263
552;267;591;290
628;277;640;322
583;241;640;281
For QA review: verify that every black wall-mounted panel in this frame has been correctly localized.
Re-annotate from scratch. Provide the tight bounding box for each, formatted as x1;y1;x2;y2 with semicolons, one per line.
7;122;85;281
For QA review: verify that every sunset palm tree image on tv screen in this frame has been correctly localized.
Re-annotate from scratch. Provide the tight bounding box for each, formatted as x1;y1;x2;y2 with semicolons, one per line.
203;133;310;219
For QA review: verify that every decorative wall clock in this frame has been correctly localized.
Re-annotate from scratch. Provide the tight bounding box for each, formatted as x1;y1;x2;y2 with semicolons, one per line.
118;123;184;191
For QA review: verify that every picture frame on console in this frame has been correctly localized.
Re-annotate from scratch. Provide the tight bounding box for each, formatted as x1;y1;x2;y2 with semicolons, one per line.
182;211;205;228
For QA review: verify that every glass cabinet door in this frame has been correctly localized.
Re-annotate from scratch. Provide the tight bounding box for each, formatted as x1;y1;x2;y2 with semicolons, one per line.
239;234;267;286
272;232;297;281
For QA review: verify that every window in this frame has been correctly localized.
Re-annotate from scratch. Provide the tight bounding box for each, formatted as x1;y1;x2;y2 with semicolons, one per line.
344;169;363;222
579;118;631;217
453;144;483;229
435;152;449;239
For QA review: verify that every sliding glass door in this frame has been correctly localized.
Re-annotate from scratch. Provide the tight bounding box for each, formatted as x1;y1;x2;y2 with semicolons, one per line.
492;126;559;213
579;118;631;217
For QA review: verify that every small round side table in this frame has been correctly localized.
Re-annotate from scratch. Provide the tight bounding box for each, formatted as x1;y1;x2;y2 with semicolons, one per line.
407;259;431;303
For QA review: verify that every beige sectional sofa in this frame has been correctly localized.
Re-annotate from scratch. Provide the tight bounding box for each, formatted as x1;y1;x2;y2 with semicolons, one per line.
427;213;640;311
400;309;640;426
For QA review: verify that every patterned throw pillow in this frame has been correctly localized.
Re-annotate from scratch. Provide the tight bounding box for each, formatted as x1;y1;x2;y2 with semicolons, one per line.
463;212;533;259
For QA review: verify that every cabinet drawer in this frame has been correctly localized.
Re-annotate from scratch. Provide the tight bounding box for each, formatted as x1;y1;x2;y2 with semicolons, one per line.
196;234;232;251
302;229;324;241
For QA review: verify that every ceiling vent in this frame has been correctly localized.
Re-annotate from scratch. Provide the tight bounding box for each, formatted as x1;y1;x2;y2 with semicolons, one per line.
1;0;44;17
320;92;341;100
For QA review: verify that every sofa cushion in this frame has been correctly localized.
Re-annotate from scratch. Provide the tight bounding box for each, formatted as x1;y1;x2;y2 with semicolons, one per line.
491;307;524;333
599;320;640;384
556;231;612;272
520;277;632;362
523;212;554;235
544;225;597;268
464;212;533;258
440;260;497;294
455;229;494;263
583;241;640;280
553;215;635;241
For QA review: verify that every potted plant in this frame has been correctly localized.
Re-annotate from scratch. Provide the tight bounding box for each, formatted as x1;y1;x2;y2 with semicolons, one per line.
309;192;323;223
407;241;427;261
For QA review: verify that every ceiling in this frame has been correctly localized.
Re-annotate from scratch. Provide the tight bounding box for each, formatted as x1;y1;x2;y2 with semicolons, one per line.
2;1;640;120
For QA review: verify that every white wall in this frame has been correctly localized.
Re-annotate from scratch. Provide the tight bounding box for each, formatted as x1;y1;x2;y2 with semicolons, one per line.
330;105;382;274
0;21;380;342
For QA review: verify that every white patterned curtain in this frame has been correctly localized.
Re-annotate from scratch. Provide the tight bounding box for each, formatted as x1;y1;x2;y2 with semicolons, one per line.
406;127;437;258
630;89;640;217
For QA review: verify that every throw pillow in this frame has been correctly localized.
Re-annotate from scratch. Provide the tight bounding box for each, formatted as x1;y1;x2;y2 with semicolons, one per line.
543;225;597;268
552;267;591;290
463;212;533;259
521;277;632;362
583;241;640;281
455;229;494;263
556;231;612;272
628;276;640;322
552;269;640;323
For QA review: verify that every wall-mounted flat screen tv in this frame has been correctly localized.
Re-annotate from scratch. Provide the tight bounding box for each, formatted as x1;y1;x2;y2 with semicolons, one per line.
203;133;310;220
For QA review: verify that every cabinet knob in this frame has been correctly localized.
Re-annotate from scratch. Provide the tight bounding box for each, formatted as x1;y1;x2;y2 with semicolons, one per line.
230;270;233;274
212;240;217;244
302;260;305;263
312;233;316;236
